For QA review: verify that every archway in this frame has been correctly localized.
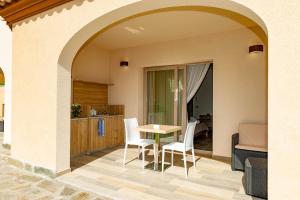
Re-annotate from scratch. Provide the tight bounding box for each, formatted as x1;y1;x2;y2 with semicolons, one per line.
57;0;268;173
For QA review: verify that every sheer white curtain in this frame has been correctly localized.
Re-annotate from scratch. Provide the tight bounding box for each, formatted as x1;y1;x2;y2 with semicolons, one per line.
187;63;210;103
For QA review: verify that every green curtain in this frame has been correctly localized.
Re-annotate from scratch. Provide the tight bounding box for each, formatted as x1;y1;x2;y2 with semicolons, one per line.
147;69;186;142
147;70;174;125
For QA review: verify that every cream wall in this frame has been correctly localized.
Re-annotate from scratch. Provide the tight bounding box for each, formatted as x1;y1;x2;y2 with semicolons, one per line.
72;43;111;84
10;0;300;199
108;28;267;157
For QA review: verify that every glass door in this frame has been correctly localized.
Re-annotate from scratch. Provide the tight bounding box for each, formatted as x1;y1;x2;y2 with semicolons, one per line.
144;65;186;142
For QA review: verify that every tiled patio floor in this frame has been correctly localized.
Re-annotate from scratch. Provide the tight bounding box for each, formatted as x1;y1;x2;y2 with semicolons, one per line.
1;132;263;200
58;146;263;200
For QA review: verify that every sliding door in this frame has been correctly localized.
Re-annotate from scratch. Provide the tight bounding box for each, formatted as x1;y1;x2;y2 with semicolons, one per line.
147;69;174;125
144;66;186;142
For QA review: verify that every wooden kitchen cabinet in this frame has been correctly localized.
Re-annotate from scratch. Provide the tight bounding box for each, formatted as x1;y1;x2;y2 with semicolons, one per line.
88;115;124;153
71;118;89;157
71;115;124;157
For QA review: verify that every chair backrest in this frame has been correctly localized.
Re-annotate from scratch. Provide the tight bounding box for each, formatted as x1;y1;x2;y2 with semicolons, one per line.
184;121;197;149
239;123;268;147
124;118;140;143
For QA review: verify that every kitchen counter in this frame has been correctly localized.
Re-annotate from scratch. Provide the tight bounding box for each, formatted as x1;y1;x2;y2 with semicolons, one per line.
89;115;124;118
71;115;123;120
71;117;88;120
70;115;124;157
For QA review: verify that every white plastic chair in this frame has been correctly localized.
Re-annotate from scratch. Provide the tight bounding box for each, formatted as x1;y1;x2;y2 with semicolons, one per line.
162;121;197;178
123;118;156;169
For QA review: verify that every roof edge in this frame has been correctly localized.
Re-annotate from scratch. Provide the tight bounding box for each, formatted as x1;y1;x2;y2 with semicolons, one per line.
0;0;73;27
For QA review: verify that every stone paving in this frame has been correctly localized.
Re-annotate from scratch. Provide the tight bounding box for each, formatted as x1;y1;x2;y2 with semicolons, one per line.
0;133;113;200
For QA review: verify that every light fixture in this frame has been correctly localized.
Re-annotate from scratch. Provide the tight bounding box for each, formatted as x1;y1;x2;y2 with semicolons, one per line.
120;61;128;67
249;45;263;54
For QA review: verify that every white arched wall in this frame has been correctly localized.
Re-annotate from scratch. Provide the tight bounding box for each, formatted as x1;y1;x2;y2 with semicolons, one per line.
0;19;12;146
10;0;300;199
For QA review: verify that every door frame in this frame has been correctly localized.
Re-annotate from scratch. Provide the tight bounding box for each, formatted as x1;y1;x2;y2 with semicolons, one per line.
143;60;213;141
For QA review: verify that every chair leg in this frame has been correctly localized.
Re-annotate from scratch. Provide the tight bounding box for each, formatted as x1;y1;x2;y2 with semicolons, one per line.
162;148;165;173
183;151;188;178
138;146;140;159
171;150;174;166
153;144;156;170
192;148;196;169
123;144;128;166
142;146;145;169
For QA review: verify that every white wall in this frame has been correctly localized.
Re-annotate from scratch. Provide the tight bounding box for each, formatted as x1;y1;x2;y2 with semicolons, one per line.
108;28;267;157
0;19;12;144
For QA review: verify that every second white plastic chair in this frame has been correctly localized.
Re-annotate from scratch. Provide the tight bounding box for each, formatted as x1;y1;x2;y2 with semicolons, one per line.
162;121;197;178
123;118;156;169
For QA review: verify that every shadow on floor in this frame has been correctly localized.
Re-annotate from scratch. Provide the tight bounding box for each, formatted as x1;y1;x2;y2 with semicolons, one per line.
71;145;205;172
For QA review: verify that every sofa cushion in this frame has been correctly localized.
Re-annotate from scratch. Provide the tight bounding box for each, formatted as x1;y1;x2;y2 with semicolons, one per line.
235;144;268;152
239;123;268;147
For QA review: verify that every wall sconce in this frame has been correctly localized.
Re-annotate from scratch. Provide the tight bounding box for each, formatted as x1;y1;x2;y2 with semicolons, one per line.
120;61;129;67
249;45;263;54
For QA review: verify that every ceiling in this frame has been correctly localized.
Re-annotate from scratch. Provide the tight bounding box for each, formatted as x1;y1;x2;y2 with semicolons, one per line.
92;11;252;50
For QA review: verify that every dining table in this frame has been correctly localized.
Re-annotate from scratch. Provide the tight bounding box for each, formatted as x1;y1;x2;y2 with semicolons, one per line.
136;124;182;171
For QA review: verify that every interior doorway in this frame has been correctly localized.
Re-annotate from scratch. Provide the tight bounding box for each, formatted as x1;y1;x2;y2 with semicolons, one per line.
187;63;213;152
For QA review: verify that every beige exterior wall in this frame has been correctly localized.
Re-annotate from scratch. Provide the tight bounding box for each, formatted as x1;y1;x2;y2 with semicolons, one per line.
10;0;300;198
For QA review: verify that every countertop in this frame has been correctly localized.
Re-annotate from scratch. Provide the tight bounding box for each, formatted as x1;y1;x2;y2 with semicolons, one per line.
71;115;124;120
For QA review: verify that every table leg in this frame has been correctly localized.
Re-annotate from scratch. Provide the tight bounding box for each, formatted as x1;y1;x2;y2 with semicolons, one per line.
154;133;160;171
173;132;177;142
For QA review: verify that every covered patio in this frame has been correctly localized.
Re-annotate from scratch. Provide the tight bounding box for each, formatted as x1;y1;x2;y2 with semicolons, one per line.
2;0;300;199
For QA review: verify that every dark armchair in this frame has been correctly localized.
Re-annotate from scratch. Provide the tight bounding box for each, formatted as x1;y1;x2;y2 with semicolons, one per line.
231;123;268;171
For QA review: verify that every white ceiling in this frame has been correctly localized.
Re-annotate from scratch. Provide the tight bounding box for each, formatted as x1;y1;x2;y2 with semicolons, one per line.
92;11;249;50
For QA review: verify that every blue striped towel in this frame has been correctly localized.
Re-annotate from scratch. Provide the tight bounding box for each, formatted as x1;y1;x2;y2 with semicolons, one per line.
98;118;105;136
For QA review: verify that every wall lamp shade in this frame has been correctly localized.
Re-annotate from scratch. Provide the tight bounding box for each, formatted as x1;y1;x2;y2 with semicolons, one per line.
120;61;129;67
249;45;263;53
